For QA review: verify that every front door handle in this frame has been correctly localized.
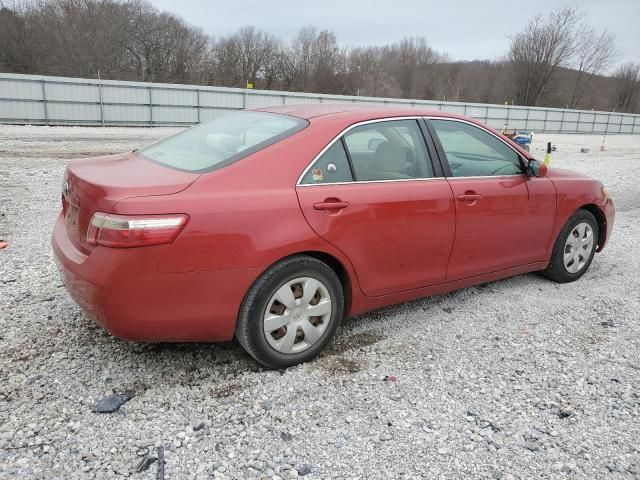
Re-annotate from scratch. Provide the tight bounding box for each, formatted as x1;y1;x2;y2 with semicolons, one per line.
313;200;350;211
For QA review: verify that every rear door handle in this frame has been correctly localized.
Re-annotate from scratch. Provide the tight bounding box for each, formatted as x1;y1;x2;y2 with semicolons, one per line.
456;194;482;202
313;201;350;211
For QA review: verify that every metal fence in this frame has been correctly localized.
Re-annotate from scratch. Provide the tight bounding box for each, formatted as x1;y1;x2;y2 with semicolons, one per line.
1;72;639;133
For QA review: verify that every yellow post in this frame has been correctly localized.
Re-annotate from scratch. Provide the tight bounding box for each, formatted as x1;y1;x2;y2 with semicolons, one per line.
544;142;551;166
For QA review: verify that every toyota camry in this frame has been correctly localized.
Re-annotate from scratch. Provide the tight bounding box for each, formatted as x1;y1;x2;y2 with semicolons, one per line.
52;105;615;368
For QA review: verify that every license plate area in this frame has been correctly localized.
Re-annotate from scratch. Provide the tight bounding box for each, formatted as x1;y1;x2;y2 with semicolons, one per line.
65;204;79;229
65;203;84;248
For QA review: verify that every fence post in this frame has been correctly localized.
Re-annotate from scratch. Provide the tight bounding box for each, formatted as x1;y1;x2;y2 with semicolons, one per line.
543;109;548;132
97;78;105;127
148;87;153;126
196;89;201;124
525;107;530;131
559;109;565;133
41;79;49;126
243;90;247;109
576;111;581;134
618;115;623;134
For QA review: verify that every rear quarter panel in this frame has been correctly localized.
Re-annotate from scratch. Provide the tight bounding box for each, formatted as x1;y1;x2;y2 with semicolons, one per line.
110;119;365;315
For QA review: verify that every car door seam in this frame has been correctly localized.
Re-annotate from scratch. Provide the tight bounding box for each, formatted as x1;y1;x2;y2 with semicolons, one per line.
293;186;367;296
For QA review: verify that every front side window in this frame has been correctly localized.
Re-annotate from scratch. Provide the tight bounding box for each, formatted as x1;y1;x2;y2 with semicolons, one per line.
139;111;307;173
430;119;523;177
343;120;433;181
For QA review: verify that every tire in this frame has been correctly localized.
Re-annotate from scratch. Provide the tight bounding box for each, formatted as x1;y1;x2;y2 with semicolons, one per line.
542;209;598;283
236;255;344;369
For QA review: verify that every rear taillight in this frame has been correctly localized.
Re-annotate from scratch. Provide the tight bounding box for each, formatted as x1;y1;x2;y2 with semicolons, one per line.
86;213;188;248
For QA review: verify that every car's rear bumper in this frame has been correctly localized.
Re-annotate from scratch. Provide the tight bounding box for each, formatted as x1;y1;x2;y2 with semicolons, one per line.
52;212;254;342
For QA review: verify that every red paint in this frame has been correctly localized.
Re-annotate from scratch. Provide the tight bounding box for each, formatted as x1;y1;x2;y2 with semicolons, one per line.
445;175;556;279
297;180;455;296
52;105;615;342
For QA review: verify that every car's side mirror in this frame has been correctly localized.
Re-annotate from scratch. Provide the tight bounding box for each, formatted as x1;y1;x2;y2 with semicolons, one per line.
527;159;547;177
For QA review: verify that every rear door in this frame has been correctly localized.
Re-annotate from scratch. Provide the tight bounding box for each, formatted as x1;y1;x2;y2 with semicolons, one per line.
296;118;456;297
426;118;556;280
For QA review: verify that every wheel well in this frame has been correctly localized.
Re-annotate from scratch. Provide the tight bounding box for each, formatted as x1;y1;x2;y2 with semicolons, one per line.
297;251;352;317
579;204;607;250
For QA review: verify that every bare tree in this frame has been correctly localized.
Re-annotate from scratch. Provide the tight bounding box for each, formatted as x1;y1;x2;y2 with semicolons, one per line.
0;3;36;72
612;63;640;113
286;26;317;91
212;26;279;88
347;45;401;97
125;1;208;83
568;27;617;108
24;0;135;77
383;37;442;99
283;26;344;93
431;58;465;101
507;6;581;106
0;1;635;112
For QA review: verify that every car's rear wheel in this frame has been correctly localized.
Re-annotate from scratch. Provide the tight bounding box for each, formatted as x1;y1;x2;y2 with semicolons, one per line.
236;255;344;369
542;209;598;283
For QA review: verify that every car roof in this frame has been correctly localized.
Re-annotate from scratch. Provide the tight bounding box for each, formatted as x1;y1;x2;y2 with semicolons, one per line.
253;103;534;160
254;103;467;121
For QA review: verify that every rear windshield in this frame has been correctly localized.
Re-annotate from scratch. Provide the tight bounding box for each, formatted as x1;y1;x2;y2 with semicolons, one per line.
138;111;308;173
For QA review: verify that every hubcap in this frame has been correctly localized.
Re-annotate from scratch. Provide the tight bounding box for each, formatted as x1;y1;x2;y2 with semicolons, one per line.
263;277;332;355
563;222;595;274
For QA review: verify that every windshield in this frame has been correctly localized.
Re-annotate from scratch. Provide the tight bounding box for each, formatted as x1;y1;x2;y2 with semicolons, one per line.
138;111;308;173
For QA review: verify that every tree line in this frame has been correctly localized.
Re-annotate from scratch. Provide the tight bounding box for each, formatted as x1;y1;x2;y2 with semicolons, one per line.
1;0;638;113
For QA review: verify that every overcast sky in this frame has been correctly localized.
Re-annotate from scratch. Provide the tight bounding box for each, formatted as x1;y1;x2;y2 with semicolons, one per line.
149;0;640;68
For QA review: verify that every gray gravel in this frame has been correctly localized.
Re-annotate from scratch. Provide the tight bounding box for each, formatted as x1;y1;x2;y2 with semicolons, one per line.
1;126;639;479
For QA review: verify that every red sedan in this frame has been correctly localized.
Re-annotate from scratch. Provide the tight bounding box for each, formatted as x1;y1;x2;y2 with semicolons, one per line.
52;105;615;368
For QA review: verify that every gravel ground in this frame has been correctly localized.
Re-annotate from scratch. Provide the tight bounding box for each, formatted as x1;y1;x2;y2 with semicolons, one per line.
0;125;639;480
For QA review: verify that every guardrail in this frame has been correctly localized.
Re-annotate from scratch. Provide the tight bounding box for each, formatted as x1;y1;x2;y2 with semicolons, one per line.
1;72;638;133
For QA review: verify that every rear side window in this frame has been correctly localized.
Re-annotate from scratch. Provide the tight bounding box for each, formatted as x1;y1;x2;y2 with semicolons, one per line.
430;119;522;177
300;141;354;185
139;111;307;173
344;120;433;181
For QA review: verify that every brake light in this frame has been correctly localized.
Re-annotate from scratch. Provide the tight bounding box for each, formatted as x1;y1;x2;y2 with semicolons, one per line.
86;213;188;248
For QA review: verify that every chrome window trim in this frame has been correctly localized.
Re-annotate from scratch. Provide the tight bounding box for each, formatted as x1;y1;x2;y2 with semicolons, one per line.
446;175;526;180
426;116;527;177
296;177;445;188
296;116;427;186
296;115;529;186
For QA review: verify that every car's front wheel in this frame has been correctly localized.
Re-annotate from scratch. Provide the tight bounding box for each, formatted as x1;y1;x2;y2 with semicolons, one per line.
542;209;598;283
236;255;344;369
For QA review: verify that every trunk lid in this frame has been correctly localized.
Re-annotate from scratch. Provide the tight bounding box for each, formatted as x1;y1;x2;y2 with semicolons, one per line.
62;152;198;253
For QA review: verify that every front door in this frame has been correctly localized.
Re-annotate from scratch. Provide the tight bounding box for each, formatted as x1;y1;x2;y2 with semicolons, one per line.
296;118;456;296
428;118;556;280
